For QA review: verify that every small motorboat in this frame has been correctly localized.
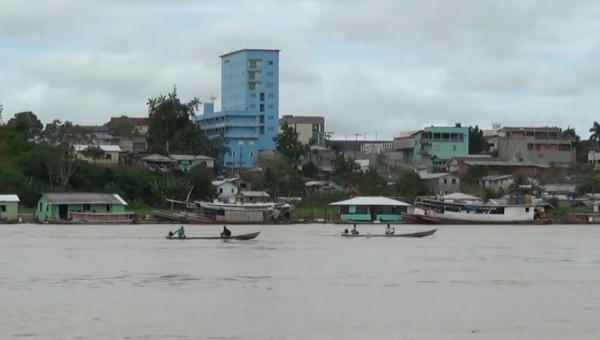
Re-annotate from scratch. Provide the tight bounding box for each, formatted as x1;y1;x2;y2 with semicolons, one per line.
340;229;437;238
166;231;261;241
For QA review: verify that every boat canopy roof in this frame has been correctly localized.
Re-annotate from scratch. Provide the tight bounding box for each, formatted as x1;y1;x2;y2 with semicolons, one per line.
329;196;411;207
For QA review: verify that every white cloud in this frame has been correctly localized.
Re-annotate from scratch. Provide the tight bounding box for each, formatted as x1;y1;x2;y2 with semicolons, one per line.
1;0;600;139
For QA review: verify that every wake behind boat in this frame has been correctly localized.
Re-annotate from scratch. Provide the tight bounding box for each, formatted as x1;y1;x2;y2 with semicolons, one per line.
166;231;261;241
340;229;437;238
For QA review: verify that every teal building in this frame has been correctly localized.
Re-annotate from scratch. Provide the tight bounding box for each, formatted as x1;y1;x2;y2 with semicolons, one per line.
329;196;411;223
396;124;469;171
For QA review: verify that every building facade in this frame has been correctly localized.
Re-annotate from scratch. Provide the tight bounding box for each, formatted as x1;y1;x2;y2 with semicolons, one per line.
196;49;280;168
395;124;469;171
496;127;575;164
0;194;20;221
279;115;325;146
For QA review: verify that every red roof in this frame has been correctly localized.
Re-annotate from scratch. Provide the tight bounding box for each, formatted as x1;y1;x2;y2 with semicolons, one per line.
107;117;148;127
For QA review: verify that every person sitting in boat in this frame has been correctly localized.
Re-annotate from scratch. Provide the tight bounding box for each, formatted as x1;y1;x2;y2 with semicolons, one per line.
167;231;174;237
351;225;359;235
342;228;349;234
385;224;395;235
175;226;185;238
221;226;232;238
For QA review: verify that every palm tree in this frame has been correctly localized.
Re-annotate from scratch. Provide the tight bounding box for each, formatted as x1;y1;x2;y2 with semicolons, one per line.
589;121;600;143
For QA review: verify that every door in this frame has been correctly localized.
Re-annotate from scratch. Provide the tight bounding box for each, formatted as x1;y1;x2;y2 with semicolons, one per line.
58;205;68;219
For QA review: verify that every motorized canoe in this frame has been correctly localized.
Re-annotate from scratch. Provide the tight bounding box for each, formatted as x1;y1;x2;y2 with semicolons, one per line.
166;231;261;241
340;229;437;238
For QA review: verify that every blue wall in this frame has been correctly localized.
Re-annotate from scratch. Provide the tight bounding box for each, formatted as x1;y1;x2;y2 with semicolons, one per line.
196;49;280;168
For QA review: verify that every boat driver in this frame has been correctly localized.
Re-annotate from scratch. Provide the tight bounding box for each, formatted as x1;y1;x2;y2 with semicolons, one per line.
176;226;185;238
385;224;395;235
221;226;232;238
351;224;359;235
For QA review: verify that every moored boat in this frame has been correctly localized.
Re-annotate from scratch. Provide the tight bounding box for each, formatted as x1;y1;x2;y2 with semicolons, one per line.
190;201;294;224
341;229;437;238
166;231;261;241
403;198;552;225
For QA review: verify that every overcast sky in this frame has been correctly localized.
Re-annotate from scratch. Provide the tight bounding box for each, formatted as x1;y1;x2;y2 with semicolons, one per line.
1;0;599;140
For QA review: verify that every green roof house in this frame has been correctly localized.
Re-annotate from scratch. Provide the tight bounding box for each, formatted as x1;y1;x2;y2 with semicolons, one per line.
35;193;133;223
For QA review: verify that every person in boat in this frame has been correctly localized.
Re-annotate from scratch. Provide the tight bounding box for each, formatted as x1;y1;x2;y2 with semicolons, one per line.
342;228;349;234
175;226;185;238
221;226;232;238
351;224;359;235
385;224;395;235
167;231;174;237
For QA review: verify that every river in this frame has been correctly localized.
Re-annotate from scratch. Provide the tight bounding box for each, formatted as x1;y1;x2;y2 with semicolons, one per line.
1;224;599;339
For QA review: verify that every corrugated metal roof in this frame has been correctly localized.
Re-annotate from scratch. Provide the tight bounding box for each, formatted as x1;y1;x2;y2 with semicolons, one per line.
142;154;176;162
420;173;454;179
42;193;128;205
329;196;411;206
238;191;270;197
0;194;20;202
169;154;196;161
74;145;122;152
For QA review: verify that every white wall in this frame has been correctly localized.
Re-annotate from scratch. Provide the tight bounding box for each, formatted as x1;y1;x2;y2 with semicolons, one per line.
216;182;238;199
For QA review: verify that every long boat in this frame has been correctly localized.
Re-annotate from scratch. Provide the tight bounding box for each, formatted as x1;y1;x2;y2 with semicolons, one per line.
402;198;553;225
187;201;295;224
166;231;261;240
341;229;437;238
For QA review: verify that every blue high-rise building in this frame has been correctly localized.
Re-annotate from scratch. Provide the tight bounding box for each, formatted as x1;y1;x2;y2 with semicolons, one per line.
196;49;280;168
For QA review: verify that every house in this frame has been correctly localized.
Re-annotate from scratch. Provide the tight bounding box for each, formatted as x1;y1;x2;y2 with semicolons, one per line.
106;117;149;135
329;196;412;222
496;126;576;164
445;156;562;177
35;193;128;221
169;154;215;171
541;184;578;201
419;173;460;194
212;177;250;200
74;145;122;164
305;181;343;194
234;191;270;203
0;194;20;222
141;154;177;171
478;175;514;192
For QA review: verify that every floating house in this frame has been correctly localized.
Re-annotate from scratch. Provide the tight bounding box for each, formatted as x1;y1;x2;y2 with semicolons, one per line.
35;193;134;223
0;194;20;222
329;196;412;223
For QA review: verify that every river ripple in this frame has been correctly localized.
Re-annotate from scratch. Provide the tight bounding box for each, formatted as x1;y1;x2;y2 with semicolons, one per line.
1;224;599;340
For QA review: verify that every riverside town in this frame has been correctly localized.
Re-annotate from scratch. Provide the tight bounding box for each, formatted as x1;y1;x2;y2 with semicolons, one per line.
1;49;600;226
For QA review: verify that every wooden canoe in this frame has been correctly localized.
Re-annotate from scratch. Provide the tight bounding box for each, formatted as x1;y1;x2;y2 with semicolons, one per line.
341;229;437;238
166;231;261;241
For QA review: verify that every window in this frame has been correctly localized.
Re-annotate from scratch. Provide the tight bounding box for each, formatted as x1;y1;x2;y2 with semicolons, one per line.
233;152;236;157
525;207;530;212
250;93;257;98
260;126;265;135
267;83;274;87
83;204;91;211
238;141;244;145
249;104;256;109
451;178;456;184
219;188;223;194
443;179;447;184
527;143;534;151
249;141;255;145
106;204;111;211
260;92;265;101
268;105;274;109
268;94;275;98
268;115;275;120
250;152;254;157
268;127;275;131
452;145;457;151
260;115;265;123
267;71;274;76
0;205;5;212
268;61;274;65
231;188;235;193
260;104;265;112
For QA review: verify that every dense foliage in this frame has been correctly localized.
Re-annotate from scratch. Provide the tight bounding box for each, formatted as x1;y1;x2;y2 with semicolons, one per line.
0;87;225;210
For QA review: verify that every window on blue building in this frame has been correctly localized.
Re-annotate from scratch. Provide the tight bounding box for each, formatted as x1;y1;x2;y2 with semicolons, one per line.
260;104;265;112
260;92;265;101
268;94;275;98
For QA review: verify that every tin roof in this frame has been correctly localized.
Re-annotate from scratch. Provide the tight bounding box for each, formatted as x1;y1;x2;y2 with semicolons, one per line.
0;194;20;202
329;196;411;206
42;193;128;205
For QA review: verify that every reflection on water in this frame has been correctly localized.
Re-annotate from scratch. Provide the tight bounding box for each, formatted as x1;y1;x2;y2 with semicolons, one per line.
1;224;600;340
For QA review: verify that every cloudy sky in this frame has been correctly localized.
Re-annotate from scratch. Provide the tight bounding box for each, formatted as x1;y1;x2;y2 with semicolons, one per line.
1;0;599;140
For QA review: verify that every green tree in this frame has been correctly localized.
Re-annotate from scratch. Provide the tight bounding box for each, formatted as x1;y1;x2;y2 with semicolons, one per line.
589;121;600;144
186;165;215;200
146;85;201;153
40;120;89;187
395;171;430;203
7;111;43;138
273;122;309;167
80;146;106;163
468;126;489;154
107;116;137;137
